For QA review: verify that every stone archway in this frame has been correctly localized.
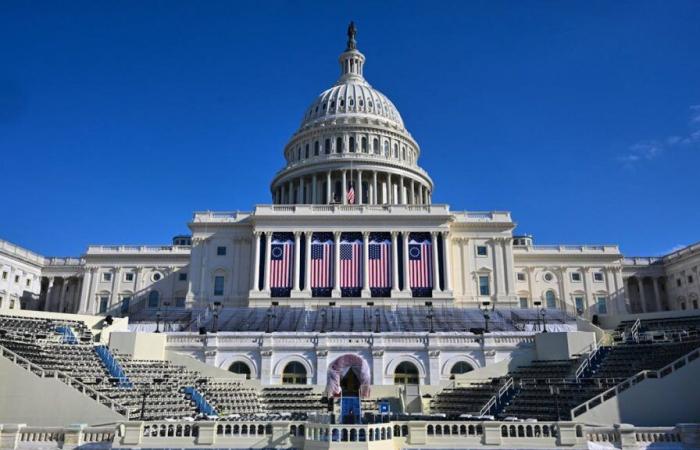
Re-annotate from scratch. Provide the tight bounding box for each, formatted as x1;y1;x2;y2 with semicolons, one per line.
326;354;371;398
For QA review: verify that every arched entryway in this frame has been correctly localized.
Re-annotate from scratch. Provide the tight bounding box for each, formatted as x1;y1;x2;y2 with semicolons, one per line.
228;361;252;379
282;361;308;384
326;355;371;398
449;361;473;379
394;361;419;385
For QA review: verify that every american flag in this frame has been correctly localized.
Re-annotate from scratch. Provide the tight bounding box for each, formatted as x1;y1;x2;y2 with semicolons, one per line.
340;238;362;288
270;236;293;288
409;237;433;289
310;235;333;289
369;237;391;288
346;183;355;204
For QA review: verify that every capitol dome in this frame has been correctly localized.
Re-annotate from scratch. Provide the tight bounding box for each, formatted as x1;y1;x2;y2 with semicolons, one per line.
270;22;433;206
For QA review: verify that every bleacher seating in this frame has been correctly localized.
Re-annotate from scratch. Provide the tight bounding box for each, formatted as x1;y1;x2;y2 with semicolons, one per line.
431;334;700;422
0;315;326;421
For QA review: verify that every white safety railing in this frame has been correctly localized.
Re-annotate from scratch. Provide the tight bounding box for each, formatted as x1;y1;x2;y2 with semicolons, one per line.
0;344;130;418
571;347;700;419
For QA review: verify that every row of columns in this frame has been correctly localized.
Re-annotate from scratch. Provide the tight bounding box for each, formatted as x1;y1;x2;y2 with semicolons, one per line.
273;170;432;206
627;276;665;313
250;230;452;297
42;276;81;313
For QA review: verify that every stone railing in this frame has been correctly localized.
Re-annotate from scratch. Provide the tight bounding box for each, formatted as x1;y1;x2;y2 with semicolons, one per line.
515;244;620;254
192;210;252;222
86;245;191;254
622;256;663;266
44;257;85;266
0;239;45;265
0;421;697;449
254;204;451;215
0;344;130;418
453;211;512;222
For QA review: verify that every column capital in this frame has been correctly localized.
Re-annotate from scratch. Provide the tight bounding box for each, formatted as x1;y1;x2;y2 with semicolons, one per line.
333;231;342;239
391;231;399;238
253;230;263;238
362;231;370;238
293;231;302;238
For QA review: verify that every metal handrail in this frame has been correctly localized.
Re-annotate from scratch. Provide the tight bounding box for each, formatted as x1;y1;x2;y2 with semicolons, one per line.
570;347;700;419
0;344;130;418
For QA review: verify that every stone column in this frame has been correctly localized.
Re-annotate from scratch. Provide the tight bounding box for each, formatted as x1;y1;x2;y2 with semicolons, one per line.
58;278;70;313
326;171;332;204
582;267;592;313
410;179;415;204
391;232;400;295
638;277;647;313
503;238;516;297
311;174;318;204
332;231;341;297
442;231;452;292
387;173;392;204
342;170;347;204
45;277;55;311
356;170;362;205
362;231;371;297
431;231;441;295
372;171;378;205
652;277;663;312
111;267;121;311
492;239;505;298
460;238;473;300
402;232;411;293
303;231;312;295
263;233;272;292
558;267;569;314
400;176;406;204
292;232;301;293
298;177;305;204
252;232;261;291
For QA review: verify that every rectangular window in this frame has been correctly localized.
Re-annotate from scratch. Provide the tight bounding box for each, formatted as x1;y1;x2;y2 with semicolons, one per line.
26;279;31;287
14;275;19;283
98;296;109;314
571;272;582;282
677;278;682;287
124;272;134;282
596;296;607;314
479;276;490;296
214;276;225;296
593;272;604;282
517;273;526;282
120;297;131;315
175;297;186;308
178;273;187;281
476;246;488;257
216;246;227;256
575;297;584;315
519;297;528;309
102;272;112;282
2;271;7;280
688;275;694;284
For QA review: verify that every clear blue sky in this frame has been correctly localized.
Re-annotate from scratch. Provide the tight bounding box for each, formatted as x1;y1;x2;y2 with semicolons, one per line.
1;1;699;257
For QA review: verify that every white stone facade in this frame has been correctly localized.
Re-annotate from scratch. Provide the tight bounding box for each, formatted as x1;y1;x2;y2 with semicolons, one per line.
2;29;697;320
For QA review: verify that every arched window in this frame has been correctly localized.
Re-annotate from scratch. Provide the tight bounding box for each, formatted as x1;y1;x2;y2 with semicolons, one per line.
450;361;474;379
305;144;309;158
393;143;398;158
336;137;343;153
545;290;556;309
384;141;390;157
402;147;406;160
349;137;355;152
373;138;379;154
148;291;160;308
394;361;419;385
324;139;331;154
228;361;252;379
314;141;320;156
361;137;367;152
282;361;307;384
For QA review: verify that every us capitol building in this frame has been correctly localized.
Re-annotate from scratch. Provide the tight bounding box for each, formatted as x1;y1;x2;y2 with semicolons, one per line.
1;24;700;450
1;24;699;387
